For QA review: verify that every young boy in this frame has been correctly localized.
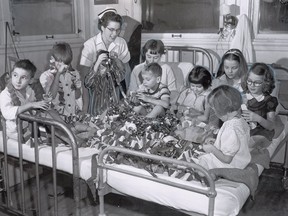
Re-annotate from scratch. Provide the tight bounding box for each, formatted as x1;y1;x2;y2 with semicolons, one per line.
131;63;170;118
129;39;176;95
40;42;83;116
0;59;50;140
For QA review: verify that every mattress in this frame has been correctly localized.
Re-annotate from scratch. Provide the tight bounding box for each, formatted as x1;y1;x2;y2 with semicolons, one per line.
0;132;99;181
104;118;288;216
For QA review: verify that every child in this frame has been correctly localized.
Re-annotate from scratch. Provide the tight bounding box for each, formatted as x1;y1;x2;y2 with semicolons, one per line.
131;63;170;118
241;63;278;148
84;50;126;116
129;39;176;96
196;85;251;170
173;66;212;123
40;42;82;116
213;49;248;93
0;59;50;140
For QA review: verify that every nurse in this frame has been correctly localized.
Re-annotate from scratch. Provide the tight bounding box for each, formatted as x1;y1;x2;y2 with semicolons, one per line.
80;8;131;112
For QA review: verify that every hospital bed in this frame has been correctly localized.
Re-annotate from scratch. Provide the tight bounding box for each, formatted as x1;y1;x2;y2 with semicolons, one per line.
96;47;288;216
0;46;287;216
0;113;100;216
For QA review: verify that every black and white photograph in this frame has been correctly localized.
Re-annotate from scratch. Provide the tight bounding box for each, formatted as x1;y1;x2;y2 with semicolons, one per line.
0;0;288;215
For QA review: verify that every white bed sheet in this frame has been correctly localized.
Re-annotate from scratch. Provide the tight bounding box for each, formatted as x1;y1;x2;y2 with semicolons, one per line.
105;119;288;216
0;132;99;181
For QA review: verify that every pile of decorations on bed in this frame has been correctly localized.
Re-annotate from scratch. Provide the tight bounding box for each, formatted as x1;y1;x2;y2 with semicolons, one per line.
64;102;218;183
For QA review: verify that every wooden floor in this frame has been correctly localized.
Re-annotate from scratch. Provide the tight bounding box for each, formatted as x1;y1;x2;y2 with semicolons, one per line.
0;164;288;216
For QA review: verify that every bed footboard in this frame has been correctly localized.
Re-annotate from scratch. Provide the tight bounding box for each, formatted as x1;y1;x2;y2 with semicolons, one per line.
1;113;81;216
97;146;217;216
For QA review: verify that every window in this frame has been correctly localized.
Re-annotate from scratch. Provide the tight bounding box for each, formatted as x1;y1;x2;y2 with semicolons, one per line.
10;0;77;36
141;0;220;33
1;0;84;42
258;0;288;33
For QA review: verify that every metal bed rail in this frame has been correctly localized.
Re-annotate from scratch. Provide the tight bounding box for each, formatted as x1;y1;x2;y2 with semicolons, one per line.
1;113;81;216
270;63;288;189
97;146;217;216
163;46;214;72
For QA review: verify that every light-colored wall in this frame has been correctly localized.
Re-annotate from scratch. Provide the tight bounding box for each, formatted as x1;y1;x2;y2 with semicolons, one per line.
0;0;140;78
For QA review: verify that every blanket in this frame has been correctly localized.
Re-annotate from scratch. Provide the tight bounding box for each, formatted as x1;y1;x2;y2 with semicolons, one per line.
208;147;271;198
209;163;259;199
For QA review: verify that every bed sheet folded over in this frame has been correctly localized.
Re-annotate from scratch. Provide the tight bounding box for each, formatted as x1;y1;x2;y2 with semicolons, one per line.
0;132;99;181
106;164;249;216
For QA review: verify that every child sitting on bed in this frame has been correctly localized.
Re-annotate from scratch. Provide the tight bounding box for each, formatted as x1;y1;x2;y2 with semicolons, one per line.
213;49;248;93
0;59;50;140
196;85;251;170
40;42;83;116
131;62;170;118
173;66;212;123
241;63;278;148
129;39;176;96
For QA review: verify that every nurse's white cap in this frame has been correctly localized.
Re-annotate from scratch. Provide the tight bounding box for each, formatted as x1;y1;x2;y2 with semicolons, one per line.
98;8;117;19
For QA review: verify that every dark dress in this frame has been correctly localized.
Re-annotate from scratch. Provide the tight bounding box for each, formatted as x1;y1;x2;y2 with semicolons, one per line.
247;95;278;141
84;59;125;116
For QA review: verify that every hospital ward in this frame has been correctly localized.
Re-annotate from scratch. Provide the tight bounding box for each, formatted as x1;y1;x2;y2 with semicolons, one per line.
1;0;288;215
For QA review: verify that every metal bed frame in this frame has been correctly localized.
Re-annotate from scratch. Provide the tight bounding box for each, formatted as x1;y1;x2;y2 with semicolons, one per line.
0;113;81;216
97;146;217;216
95;62;288;216
163;46;214;72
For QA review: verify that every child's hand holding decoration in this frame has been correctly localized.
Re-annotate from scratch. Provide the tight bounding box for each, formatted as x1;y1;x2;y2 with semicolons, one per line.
204;137;215;145
43;92;53;108
241;109;258;129
94;53;108;73
137;93;150;103
31;100;51;110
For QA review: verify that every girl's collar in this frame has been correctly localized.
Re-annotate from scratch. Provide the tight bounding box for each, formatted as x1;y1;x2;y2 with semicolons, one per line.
247;93;265;102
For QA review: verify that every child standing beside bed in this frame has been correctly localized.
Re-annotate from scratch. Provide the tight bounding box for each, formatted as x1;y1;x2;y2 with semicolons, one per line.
84;49;126;116
40;42;83;116
131;63;170;118
241;63;278;148
0;59;50;140
196;85;251;170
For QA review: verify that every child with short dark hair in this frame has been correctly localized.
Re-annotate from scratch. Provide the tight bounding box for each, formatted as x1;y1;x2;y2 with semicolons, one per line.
84;49;126;116
196;85;251;170
129;39;176;95
40;42;82;116
241;63;278;148
131;63;170;118
0;59;50;140
174;66;212;122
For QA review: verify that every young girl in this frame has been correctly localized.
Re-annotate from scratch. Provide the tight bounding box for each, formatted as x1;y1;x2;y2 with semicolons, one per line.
173;66;212;123
0;59;50;140
213;49;248;93
196;85;251;170
84;50;126;116
131;63;170;118
241;63;278;147
40;42;83;116
129;39;176;96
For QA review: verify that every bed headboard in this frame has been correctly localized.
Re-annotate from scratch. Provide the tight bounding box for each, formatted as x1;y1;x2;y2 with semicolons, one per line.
163;46;214;72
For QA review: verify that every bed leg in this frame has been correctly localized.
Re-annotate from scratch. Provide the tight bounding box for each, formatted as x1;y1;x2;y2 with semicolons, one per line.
282;141;288;190
98;194;106;216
